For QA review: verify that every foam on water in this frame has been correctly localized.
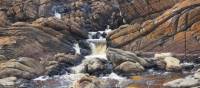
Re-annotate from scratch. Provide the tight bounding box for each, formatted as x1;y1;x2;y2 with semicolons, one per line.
73;43;81;54
101;72;125;80
54;11;61;19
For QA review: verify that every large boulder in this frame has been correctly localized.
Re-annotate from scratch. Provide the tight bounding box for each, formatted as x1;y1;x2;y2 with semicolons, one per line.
115;61;144;75
70;57;110;75
154;53;181;71
0;77;17;87
107;0;200;56
107;48;150;74
0;57;45;79
107;48;149;67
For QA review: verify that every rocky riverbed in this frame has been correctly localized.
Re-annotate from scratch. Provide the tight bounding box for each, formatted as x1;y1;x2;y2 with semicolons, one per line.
0;0;199;88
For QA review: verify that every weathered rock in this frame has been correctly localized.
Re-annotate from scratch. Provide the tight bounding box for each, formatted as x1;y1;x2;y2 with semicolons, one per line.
0;16;91;59
164;77;200;88
53;53;83;65
154;53;181;71
40;53;83;76
164;69;200;88
71;57;110;75
164;57;181;71
107;0;200;56
84;57;109;75
0;57;45;79
0;77;17;87
0;10;8;27
115;61;144;74
154;53;173;59
33;17;88;39
107;48;150;67
73;75;130;88
0;55;7;61
118;0;181;23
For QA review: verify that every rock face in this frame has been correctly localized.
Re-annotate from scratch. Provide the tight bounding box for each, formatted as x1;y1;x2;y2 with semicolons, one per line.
107;0;200;56
0;17;88;59
107;48;149;74
0;57;45;79
118;0;181;23
1;0;179;31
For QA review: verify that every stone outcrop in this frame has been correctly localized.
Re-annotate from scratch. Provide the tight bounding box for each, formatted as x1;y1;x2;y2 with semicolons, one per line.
118;0;181;23
0;57;45;79
107;0;200;56
0;17;88;59
1;0;180;30
107;48;150;74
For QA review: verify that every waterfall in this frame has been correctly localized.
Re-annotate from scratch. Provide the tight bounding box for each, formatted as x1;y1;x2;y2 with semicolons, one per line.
85;25;112;59
54;11;61;19
73;43;81;54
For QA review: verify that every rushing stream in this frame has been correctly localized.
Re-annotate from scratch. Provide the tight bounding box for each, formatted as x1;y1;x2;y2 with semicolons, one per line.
33;26;197;88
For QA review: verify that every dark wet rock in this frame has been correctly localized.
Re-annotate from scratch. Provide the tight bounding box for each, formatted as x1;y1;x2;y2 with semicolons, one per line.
107;48;150;68
80;49;91;56
78;40;91;50
92;32;102;39
15;79;36;88
47;62;70;76
0;57;45;79
41;53;84;76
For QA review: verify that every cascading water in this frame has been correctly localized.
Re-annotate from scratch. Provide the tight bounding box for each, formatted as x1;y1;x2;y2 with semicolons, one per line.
33;25;131;88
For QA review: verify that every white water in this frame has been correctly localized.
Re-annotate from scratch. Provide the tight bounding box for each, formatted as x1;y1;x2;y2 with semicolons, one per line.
33;26;130;88
54;11;61;19
73;43;81;54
